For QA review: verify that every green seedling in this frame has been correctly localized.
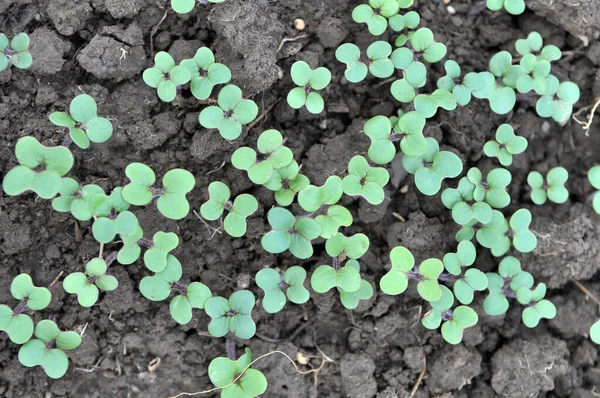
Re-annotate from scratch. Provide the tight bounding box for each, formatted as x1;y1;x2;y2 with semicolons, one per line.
476;209;537;256
337;260;374;309
442;241;477;275
117;227;144;265
208;348;267;398
297;175;343;212
263;161;310;207
437;60;483;106
139;255;212;325
49;94;113;149
402;137;463;196
2;136;74;199
18;320;81;379
527;167;569;205
455;219;479;243
311;261;362;294
200;181;258;237
335;41;394;83
312;234;369;294
199;85;259;140
473;51;525;114
515;31;561;62
441;177;493;225
422;286;478;344
63;257;118;307
180;47;231;100
379;246;443;302
140;231;180;272
51;179;104;221
390;76;425;103
588;165;600;214
483;124;528;166
388;10;420;46
483;256;533;316
287;61;331;114
516;283;556;328
516;54;551;95
363;112;427;165
486;0;525;15
391;27;447;81
414;89;458;118
0;32;32;71
591;320;600;345
92;210;139;244
342;155;390;205
255;266;309;313
0;274;51;344
261;208;321;259
89;187;134;243
90;187;130;217
466;167;512;209
143;51;191;102
314;205;353;239
205;290;256;339
326;232;370;260
536;77;580;124
389;111;428;156
451;268;488;305
231;129;294;184
122;163;195;220
352;0;399;36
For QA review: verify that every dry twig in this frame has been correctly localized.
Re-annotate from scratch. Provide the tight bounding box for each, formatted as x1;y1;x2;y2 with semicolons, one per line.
572;279;600;307
169;349;333;398
277;34;309;53
572;97;600;135
411;355;427;396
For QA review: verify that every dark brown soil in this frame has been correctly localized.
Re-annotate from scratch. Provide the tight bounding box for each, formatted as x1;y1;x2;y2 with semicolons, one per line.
1;0;600;397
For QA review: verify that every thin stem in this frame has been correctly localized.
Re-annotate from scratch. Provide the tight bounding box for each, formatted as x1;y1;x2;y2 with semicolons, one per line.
438;273;462;283
105;251;118;267
12;299;27;315
137;238;154;249
226;339;236;360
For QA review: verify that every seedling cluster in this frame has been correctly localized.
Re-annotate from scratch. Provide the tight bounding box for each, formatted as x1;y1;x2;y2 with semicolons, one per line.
0;32;32;71
1;1;593;396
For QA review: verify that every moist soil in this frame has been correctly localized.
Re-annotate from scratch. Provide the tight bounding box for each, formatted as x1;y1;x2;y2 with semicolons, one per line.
1;0;600;397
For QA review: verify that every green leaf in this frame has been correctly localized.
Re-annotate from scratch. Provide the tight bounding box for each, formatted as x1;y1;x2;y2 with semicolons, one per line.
96;275;118;292
10;33;29;52
315;205;352;239
417;259;443;302
56;331;82;350
42;348;69;379
63;272;88;294
170;295;193;325
171;0;195;14
123;163;155;206
422;285;454;330
187;282;212;309
70;94;97;123
144;231;179;273
11;273;35;299
339;279;374;309
311;264;361;293
18;339;46;367
34;319;61;342
590;320;600;344
380;246;414;295
256;268;287;313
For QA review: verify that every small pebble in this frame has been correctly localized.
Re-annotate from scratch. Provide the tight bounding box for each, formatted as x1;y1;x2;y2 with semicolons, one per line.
294;18;305;30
